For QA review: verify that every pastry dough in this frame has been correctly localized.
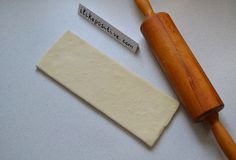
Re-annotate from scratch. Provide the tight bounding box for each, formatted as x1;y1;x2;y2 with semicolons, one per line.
37;31;179;147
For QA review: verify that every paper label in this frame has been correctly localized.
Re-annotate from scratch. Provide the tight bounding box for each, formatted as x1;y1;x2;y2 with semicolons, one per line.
78;4;139;53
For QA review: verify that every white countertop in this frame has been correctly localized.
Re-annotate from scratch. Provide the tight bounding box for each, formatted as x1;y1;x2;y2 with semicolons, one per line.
0;0;235;159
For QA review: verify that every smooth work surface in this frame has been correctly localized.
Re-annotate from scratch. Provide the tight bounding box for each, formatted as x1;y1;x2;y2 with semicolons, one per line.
0;0;236;160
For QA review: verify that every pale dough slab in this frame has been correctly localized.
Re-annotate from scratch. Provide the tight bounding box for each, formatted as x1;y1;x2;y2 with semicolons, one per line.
37;31;179;147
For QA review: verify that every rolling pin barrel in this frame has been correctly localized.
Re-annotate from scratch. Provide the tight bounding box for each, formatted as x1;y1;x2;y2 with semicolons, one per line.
135;0;236;159
140;13;224;121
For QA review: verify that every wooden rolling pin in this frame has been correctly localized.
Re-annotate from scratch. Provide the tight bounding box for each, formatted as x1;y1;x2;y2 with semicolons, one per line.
135;0;236;159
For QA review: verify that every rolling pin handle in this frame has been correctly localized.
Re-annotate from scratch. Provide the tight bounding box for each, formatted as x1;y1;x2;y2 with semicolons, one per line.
206;113;236;160
135;0;154;17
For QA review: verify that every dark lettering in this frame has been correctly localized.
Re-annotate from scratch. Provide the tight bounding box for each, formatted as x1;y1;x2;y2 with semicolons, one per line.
122;39;133;49
113;33;119;40
82;9;86;15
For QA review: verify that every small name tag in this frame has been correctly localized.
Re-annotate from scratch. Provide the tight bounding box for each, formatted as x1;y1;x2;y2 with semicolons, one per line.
78;4;139;53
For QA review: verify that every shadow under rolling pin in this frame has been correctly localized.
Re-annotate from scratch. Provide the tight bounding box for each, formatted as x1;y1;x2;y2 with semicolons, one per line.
134;0;236;159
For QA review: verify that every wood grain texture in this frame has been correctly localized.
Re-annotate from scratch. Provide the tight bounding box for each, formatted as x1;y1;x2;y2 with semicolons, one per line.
140;13;223;121
135;0;235;158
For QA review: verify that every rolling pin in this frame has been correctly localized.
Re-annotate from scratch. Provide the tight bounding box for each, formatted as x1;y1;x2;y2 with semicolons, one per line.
134;0;236;159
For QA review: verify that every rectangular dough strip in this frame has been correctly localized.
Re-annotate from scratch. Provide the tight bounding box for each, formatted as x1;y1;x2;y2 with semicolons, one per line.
37;31;179;147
